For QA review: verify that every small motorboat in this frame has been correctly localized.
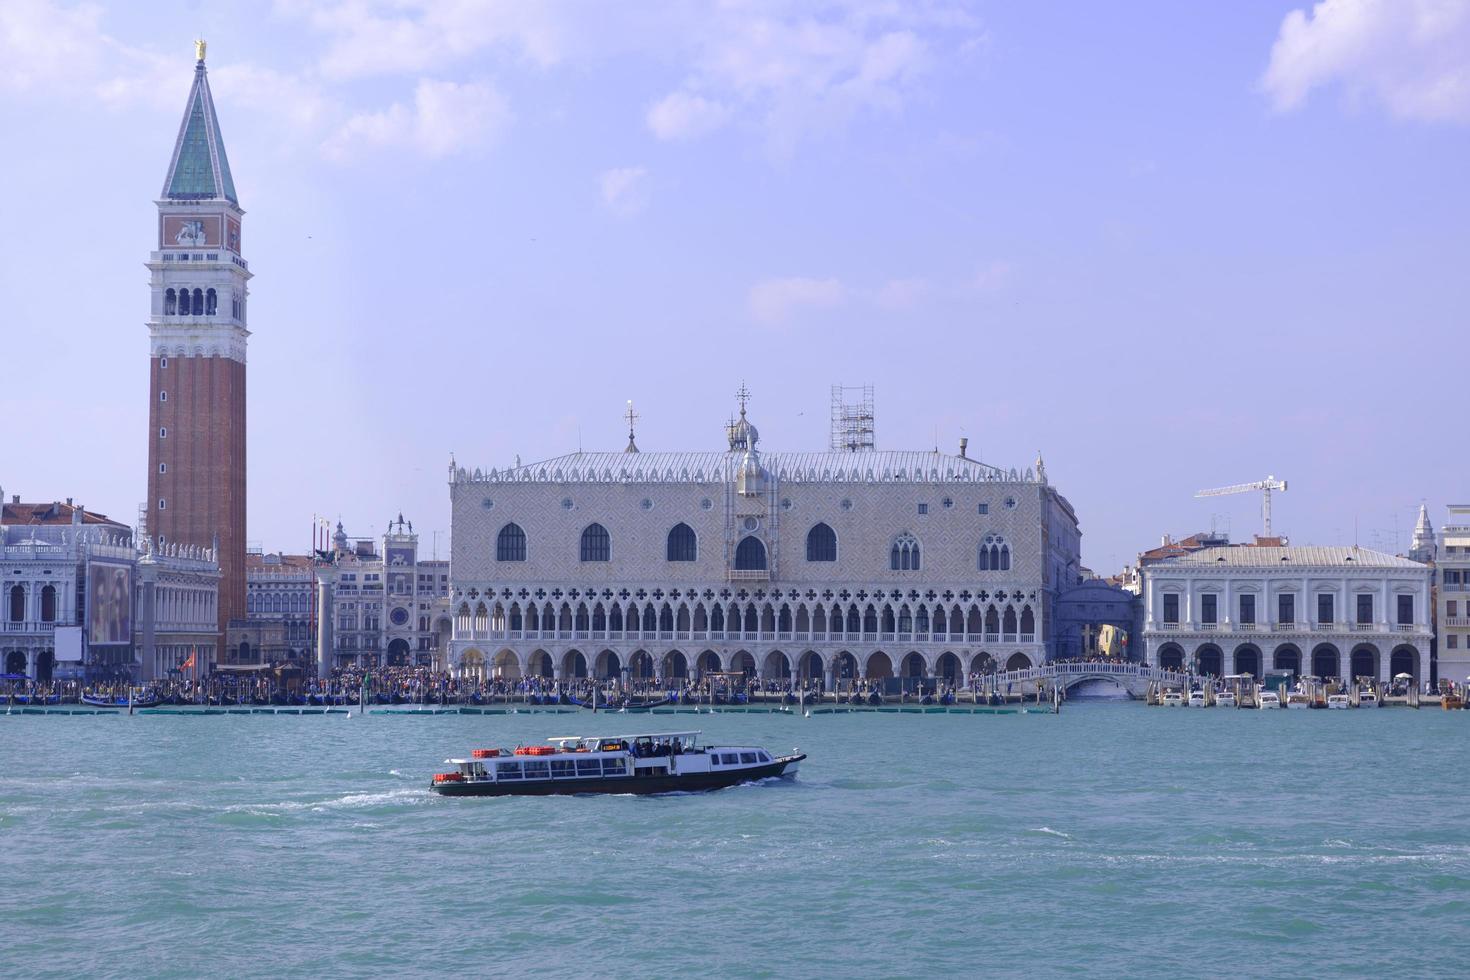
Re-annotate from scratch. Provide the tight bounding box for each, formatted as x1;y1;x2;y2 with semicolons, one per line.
1326;693;1352;710
1187;690;1208;708
1286;691;1312;710
1160;690;1184;707
1215;690;1237;708
1357;689;1380;708
1257;690;1282;709
430;730;803;797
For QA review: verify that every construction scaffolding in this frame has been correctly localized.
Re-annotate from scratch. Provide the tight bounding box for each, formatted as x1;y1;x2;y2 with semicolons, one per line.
830;385;875;453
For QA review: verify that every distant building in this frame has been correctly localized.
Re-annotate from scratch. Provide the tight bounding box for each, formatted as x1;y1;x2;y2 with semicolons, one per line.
1053;577;1141;661
445;392;1082;685
224;551;316;666
1434;504;1470;684
1140;543;1432;683
2;494;218;682
317;517;450;672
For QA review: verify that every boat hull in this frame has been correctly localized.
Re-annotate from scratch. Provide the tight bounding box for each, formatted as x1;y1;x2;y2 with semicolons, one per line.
431;754;805;797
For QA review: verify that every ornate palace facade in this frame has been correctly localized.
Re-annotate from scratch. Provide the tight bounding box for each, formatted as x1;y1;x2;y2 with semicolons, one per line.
447;398;1081;685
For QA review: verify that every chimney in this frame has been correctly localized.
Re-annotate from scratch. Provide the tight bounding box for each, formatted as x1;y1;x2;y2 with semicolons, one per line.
66;497;73;506
958;437;968;459
10;494;17;504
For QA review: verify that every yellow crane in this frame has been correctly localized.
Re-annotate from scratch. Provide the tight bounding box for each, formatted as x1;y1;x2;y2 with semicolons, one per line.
1196;475;1288;537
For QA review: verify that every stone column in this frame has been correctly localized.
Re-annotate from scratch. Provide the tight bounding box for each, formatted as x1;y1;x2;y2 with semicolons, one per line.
139;564;158;682
315;568;335;679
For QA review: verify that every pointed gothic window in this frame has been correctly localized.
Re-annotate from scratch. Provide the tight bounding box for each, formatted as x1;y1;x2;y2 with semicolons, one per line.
667;523;697;562
890;532;921;571
496;523;526;562
734;536;767;571
806;522;837;562
579;523;610;562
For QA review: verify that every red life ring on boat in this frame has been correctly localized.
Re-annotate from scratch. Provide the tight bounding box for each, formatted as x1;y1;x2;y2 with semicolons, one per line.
472;748;499;758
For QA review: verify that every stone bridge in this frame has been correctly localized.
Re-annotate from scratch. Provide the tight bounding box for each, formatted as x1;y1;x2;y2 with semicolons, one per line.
993;661;1189;698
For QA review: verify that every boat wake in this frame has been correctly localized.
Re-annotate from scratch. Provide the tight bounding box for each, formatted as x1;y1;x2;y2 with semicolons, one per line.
1030;826;1072;839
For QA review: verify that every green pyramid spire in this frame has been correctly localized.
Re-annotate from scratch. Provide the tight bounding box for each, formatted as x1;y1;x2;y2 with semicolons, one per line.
163;52;238;205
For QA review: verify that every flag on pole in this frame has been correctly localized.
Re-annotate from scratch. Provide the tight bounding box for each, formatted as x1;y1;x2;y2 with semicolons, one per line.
181;649;196;671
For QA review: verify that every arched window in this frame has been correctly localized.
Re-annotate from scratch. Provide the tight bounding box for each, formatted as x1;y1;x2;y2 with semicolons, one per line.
9;585;25;622
40;585;56;623
979;541;990;570
735;536;767;570
164;288;177;315
205;288;217;315
579;523;610;562
667;523;697;562
890;532;921;571
496;523;526;562
806;522;837;562
999;545;1010;571
192;288;204;315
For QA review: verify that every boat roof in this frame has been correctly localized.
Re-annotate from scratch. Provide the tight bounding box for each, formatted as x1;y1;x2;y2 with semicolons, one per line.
547;731;702;743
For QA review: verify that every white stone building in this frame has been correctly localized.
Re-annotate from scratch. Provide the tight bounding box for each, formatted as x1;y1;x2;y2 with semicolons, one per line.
2;494;218;682
1433;504;1470;685
1140;545;1433;683
446;398;1081;686
316;517;451;673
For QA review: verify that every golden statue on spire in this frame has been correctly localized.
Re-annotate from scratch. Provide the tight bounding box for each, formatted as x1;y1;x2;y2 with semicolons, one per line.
195;38;207;63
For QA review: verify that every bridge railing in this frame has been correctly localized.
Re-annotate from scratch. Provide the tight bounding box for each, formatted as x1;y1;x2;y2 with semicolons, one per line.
990;662;1190;686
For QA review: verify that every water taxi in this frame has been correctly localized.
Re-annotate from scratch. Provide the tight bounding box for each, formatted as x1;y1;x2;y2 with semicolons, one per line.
1160;690;1184;707
429;731;803;797
1257;690;1282;709
1358;689;1380;708
1215;690;1238;708
1326;693;1352;710
1286;691;1312;710
1187;690;1208;708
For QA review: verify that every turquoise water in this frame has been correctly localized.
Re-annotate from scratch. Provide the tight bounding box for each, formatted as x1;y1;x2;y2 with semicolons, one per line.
2;704;1467;977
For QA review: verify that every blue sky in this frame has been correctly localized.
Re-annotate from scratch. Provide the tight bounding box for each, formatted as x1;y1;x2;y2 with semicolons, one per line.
1;0;1467;571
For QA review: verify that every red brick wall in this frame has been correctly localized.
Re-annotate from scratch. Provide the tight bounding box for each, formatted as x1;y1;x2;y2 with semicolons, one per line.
147;353;246;652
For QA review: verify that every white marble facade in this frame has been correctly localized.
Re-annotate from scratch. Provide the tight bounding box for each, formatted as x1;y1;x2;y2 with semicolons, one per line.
1140;546;1432;683
447;405;1081;685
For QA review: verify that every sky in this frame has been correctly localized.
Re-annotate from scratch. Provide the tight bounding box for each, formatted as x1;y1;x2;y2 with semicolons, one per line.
1;0;1467;573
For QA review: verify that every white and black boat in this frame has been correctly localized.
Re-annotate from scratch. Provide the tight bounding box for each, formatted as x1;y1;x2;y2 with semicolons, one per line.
430;730;803;797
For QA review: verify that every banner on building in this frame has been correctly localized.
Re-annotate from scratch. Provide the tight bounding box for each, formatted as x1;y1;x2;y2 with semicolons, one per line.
87;561;133;645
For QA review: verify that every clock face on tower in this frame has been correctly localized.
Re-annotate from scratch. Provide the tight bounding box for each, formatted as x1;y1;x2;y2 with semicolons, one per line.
390;607;409;627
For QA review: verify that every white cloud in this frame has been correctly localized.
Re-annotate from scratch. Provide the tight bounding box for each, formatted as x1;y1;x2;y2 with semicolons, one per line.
1262;0;1470;122
325;78;510;159
969;260;1014;294
748;276;845;325
599;166;650;216
0;0;106;93
646;91;730;140
874;277;929;310
286;0;569;80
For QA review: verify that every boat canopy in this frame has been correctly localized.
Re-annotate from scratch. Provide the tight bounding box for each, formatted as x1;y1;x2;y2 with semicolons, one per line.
547;731;702;745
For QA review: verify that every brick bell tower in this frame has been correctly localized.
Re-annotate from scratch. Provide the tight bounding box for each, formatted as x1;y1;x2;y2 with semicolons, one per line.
145;40;250;666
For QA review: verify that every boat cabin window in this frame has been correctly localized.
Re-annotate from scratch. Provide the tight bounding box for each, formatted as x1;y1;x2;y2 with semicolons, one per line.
576;759;601;776
498;761;523;780
523;760;551;779
757;751;771;763
602;759;626;776
720;753;739;765
739;752;758;764
550;759;575;778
